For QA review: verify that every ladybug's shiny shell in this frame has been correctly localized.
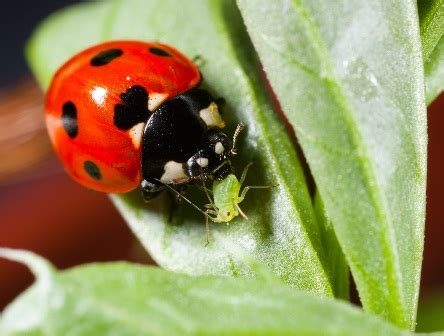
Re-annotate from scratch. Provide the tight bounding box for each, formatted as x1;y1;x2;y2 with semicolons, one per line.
45;41;201;193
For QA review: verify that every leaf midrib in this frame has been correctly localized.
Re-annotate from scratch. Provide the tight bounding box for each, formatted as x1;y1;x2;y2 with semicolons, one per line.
291;0;406;325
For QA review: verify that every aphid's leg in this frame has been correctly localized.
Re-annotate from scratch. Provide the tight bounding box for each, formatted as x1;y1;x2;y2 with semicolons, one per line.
238;185;276;203
204;209;220;246
238;163;276;204
205;215;210;246
201;177;216;209
206;209;218;216
235;203;249;220
192;55;205;67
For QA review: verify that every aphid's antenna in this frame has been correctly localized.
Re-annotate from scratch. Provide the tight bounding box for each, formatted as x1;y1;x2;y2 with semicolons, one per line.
153;179;212;220
154;179;214;245
196;185;213;195
231;122;245;155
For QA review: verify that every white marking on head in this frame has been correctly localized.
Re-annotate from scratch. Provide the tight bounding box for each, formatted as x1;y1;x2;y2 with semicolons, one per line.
91;87;107;106
129;122;145;149
148;93;168;111
215;142;224;155
197;157;209;167
199;102;225;128
160;161;188;184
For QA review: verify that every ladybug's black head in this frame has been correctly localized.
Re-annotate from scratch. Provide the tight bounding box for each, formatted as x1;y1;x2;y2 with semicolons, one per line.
186;123;244;181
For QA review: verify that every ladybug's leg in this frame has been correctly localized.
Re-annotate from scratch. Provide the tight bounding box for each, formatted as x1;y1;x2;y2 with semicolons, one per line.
214;97;226;110
141;179;163;202
166;190;177;223
192;55;205;67
175;184;189;203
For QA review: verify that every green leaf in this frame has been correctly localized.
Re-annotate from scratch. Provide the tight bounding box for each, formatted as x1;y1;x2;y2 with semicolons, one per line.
314;192;349;300
418;0;444;62
26;0;334;295
237;0;426;329
418;0;444;104
0;249;56;334
425;37;444;104
0;249;408;336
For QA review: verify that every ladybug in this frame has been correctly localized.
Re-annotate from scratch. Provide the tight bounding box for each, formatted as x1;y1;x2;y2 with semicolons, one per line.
45;41;239;200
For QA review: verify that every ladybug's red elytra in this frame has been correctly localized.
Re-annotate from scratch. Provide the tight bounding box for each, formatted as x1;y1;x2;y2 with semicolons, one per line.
45;41;240;200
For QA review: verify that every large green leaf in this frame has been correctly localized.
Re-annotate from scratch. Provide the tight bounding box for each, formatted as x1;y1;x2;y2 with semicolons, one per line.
418;0;444;62
0;249;407;336
238;0;427;329
27;0;337;295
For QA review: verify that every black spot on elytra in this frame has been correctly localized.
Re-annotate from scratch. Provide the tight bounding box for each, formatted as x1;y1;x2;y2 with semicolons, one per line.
149;47;171;57
84;161;101;180
113;85;149;130
61;101;78;138
90;48;123;66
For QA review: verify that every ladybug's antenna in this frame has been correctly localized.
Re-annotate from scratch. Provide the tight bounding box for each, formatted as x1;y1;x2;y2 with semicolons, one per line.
231;123;245;155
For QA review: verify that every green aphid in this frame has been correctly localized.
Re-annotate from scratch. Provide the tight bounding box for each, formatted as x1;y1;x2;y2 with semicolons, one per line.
167;163;274;244
209;173;248;222
206;163;262;223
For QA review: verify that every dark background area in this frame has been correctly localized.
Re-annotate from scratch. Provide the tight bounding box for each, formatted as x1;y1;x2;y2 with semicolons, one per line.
0;1;78;88
0;0;443;320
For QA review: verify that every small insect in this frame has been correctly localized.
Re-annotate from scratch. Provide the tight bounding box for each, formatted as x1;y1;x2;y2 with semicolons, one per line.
163;162;275;244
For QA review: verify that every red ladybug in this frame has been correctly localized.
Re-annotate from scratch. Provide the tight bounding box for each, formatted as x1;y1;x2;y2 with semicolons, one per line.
45;41;238;200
